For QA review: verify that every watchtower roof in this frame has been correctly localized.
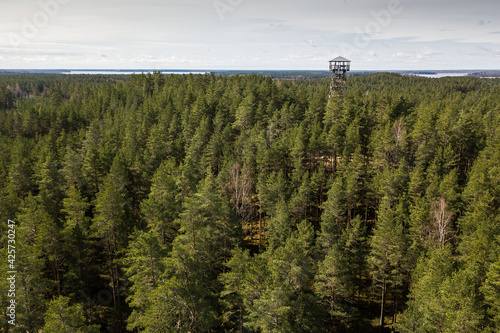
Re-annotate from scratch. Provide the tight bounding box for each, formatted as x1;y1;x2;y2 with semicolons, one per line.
330;56;351;62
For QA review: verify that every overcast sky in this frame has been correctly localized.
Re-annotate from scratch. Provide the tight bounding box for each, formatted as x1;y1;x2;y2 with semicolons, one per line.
1;0;499;70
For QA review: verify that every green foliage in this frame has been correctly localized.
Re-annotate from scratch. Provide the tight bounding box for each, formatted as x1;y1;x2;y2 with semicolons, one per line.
141;159;181;246
42;296;100;333
244;221;325;332
0;73;498;332
397;246;485;333
220;246;251;331
0;84;14;110
483;259;500;327
315;217;368;332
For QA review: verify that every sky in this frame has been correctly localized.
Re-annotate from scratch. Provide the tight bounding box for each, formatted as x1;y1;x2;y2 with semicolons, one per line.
0;0;499;70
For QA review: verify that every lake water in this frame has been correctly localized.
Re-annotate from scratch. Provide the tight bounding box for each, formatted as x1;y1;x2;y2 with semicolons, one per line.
413;73;469;78
66;70;207;75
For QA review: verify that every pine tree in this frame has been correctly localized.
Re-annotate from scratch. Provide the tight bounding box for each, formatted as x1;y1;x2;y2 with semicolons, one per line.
81;121;106;196
42;296;100;333
289;172;311;221
315;215;367;332
91;153;132;312
141;159;181;247
318;176;346;250
482;259;500;328
61;184;93;300
124;230;167;332
129;173;238;331
220;247;251;332
245;221;325;332
344;146;366;222
368;196;409;330
14;194;54;332
397;246;454;332
315;244;355;331
0;84;14;111
398;246;484;332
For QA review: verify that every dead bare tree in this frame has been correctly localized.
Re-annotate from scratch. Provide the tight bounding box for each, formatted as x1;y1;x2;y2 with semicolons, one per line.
431;197;454;248
229;163;256;236
392;117;405;148
392;117;406;162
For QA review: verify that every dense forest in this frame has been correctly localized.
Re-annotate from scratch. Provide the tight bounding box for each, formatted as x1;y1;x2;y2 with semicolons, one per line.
0;72;499;332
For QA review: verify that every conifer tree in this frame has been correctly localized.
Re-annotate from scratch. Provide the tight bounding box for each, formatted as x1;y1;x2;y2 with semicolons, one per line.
42;296;100;333
128;173;238;331
141;159;181;247
245;221;324;332
318;176;346;250
220;247;251;332
368;196;409;330
92;153;132;312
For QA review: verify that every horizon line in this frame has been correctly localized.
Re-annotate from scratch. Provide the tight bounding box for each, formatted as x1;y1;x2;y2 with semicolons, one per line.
1;69;499;72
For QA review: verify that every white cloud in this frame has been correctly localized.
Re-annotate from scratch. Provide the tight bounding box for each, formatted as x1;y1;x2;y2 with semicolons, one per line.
392;47;440;63
0;0;499;69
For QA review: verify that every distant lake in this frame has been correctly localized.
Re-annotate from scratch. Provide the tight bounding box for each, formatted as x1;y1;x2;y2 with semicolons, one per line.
66;70;207;75
413;72;469;78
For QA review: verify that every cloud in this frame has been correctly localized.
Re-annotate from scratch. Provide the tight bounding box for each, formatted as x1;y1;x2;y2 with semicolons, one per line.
477;20;492;26
0;0;499;69
392;47;440;63
472;45;500;59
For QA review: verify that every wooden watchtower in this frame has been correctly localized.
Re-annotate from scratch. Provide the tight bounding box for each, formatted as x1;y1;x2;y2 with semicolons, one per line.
328;56;351;99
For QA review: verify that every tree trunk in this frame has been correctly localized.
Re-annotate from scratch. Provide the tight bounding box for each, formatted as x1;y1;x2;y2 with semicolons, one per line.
56;259;61;295
258;197;262;250
333;150;337;173
393;292;398;326
249;218;252;240
239;305;243;333
149;246;156;284
108;237;117;307
379;281;386;331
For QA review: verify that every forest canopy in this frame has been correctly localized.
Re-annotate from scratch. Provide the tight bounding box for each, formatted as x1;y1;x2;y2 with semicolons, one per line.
0;72;499;332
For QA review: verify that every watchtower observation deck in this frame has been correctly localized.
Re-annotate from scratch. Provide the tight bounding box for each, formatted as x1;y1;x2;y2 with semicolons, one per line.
328;56;351;99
